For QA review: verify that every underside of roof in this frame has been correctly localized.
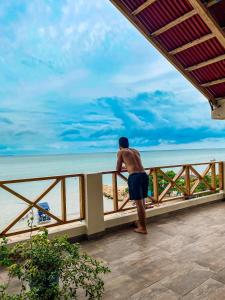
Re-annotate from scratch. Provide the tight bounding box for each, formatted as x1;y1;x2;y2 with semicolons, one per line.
110;0;225;114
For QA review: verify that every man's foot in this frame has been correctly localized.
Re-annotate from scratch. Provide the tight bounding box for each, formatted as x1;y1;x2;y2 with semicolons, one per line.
133;220;139;228
134;227;148;234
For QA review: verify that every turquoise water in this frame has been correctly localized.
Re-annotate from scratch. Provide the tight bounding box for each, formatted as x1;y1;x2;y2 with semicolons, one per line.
0;148;224;233
0;148;223;180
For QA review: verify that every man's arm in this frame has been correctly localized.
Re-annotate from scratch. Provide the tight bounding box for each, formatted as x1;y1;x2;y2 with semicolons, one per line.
116;151;123;172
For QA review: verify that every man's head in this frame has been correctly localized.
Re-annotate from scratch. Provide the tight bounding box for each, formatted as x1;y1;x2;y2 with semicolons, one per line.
119;137;129;149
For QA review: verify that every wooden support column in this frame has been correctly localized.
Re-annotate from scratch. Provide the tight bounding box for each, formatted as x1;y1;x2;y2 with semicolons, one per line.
185;165;191;198
219;162;224;191
61;178;67;222
85;173;105;236
112;173;119;211
211;163;216;190
152;168;159;203
79;175;85;219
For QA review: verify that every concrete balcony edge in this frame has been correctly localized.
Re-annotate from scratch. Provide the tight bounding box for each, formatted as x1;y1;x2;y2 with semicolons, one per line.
104;192;225;229
6;192;225;246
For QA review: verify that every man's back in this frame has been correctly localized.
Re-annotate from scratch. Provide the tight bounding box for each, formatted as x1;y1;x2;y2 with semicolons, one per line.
116;137;148;234
117;148;145;174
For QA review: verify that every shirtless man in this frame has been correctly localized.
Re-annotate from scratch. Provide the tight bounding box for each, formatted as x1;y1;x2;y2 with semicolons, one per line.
116;137;148;234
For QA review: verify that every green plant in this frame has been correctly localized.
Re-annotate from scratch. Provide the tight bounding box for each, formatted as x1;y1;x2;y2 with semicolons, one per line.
0;229;110;300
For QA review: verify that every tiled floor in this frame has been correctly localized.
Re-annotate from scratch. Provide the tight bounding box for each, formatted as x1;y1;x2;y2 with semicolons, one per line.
2;201;225;299
81;201;225;299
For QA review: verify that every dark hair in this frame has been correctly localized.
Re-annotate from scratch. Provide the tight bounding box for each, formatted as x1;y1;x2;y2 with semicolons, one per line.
119;137;129;148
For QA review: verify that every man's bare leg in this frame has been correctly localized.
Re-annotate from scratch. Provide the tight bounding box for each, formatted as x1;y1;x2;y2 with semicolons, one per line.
134;200;147;234
134;199;146;227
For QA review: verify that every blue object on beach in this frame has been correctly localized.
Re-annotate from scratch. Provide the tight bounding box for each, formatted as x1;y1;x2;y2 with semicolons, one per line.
148;191;153;197
38;202;51;223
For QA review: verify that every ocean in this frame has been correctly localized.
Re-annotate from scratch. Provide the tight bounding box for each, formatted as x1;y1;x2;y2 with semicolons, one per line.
0;148;223;179
1;148;224;234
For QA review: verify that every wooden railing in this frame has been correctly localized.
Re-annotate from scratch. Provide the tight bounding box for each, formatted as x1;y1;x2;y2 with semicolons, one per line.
102;161;224;215
1;161;224;236
0;174;85;237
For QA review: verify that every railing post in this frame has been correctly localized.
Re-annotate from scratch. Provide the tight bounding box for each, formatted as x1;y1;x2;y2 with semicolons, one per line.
152;168;159;203
79;175;85;219
185;165;191;199
219;162;224;191
112;173;119;212
85;173;105;237
61;178;67;223
211;163;216;191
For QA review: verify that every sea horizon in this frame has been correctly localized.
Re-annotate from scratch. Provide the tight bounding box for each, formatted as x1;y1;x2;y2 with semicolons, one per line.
0;148;223;180
1;146;225;158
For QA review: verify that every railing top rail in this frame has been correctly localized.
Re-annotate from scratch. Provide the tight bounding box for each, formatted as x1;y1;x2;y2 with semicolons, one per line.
101;161;222;175
0;173;84;184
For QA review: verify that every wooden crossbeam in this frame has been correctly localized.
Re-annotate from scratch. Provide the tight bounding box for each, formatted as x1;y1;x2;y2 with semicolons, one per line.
152;10;196;37
132;0;157;16
201;77;225;87
119;197;131;210
170;33;214;55
118;173;128;182
190;165;212;194
159;167;185;201
0;179;61;235
186;54;225;72
188;0;225;48
158;168;186;195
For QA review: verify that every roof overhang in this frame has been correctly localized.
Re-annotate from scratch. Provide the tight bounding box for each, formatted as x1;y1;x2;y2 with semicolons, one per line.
109;0;225;119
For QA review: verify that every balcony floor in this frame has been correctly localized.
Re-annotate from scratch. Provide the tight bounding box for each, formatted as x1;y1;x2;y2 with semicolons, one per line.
2;201;225;299
82;201;225;299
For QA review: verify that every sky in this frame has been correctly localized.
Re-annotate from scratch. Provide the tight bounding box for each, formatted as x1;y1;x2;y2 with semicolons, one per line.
0;0;225;155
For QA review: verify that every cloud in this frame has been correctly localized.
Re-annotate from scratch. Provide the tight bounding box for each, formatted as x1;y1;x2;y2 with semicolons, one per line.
0;1;223;155
0;117;13;124
60;129;80;137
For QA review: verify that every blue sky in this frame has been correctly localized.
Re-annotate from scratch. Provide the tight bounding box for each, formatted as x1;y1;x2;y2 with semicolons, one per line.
0;0;225;155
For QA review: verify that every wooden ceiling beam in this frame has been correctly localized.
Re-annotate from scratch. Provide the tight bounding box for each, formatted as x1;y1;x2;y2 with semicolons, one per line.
170;33;214;55
152;10;197;37
201;77;225;87
186;54;225;72
215;97;225;101
109;0;216;105
188;0;225;48
132;0;157;16
132;0;223;17
206;0;224;8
